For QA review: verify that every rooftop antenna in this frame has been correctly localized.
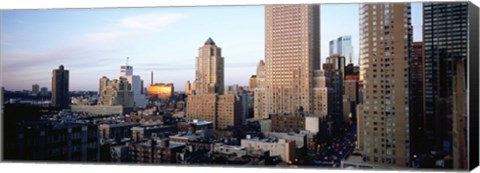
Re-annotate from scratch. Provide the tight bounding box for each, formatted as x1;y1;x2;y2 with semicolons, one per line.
126;57;129;66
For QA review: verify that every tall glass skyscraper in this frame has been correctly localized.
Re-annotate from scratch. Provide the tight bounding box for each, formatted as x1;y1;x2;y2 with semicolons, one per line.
337;36;354;64
423;2;470;169
329;36;354;65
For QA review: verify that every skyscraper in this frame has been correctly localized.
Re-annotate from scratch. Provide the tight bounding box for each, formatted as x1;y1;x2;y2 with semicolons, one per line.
249;75;257;89
324;55;345;122
98;76;134;107
357;3;412;167
254;60;267;120
422;2;469;156
264;4;320;117
186;38;242;131
120;63;146;108
410;42;426;158
193;37;224;95
31;84;40;96
185;80;192;95
330;36;354;64
452;58;467;169
329;39;337;55
51;65;69;108
337;36;354;64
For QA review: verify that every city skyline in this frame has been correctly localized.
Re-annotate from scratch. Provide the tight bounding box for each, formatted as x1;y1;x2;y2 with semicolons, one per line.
1;1;476;170
1;3;422;92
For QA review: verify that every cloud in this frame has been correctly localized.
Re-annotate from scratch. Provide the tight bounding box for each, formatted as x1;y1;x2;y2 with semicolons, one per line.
83;31;137;42
119;13;187;30
80;13;187;43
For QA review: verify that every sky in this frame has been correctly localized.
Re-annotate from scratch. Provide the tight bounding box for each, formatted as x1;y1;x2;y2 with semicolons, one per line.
1;3;422;92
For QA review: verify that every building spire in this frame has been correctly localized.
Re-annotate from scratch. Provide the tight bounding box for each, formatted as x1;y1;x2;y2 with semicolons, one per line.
205;37;215;45
126;57;129;66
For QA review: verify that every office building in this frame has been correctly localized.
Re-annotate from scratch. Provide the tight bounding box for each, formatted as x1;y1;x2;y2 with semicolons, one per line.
98;76;134;108
120;64;147;108
186;94;242;130
241;138;296;163
40;87;48;96
357;3;412;167
193;37;224;95
185;80;192;95
254;60;267;120
31;84;39;96
271;113;305;133
263;132;308;149
249;75;257;89
4;120;99;161
128;138;185;163
329;39;338;56
337;36;354;64
312;70;334;117
210;143;270;165
343;75;359;121
217;94;243;130
71;105;124;115
263;4;320;118
324;55;345;121
148;83;174;101
422;2;469;156
51;65;69;108
330;36;354;64
177;120;214;138
344;63;360;122
99;122;140;143
409;42;427;158
452;58;467;169
130;125;177;142
186;38;243;131
225;84;240;95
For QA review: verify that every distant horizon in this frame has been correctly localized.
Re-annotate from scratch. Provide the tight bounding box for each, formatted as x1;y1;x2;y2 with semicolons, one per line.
1;3;422;92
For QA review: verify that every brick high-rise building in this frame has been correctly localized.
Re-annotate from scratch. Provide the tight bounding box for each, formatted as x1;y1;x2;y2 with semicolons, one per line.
452;58;467;169
249;75;257;89
193;37;224;95
186;38;242;131
185;80;192;95
263;4;320;119
312;70;334;118
343;74;359;122
98;76;134;108
186;94;242;130
254;60;267;120
357;3;412;167
51;65;69;108
271;113;305;133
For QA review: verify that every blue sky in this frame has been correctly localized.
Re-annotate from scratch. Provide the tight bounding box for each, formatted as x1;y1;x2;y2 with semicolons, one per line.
1;3;422;91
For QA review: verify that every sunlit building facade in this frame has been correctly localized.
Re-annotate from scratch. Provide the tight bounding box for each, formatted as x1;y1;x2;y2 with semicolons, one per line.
193;37;224;95
148;83;174;101
264;4;320;118
358;3;412;167
98;76;134;108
